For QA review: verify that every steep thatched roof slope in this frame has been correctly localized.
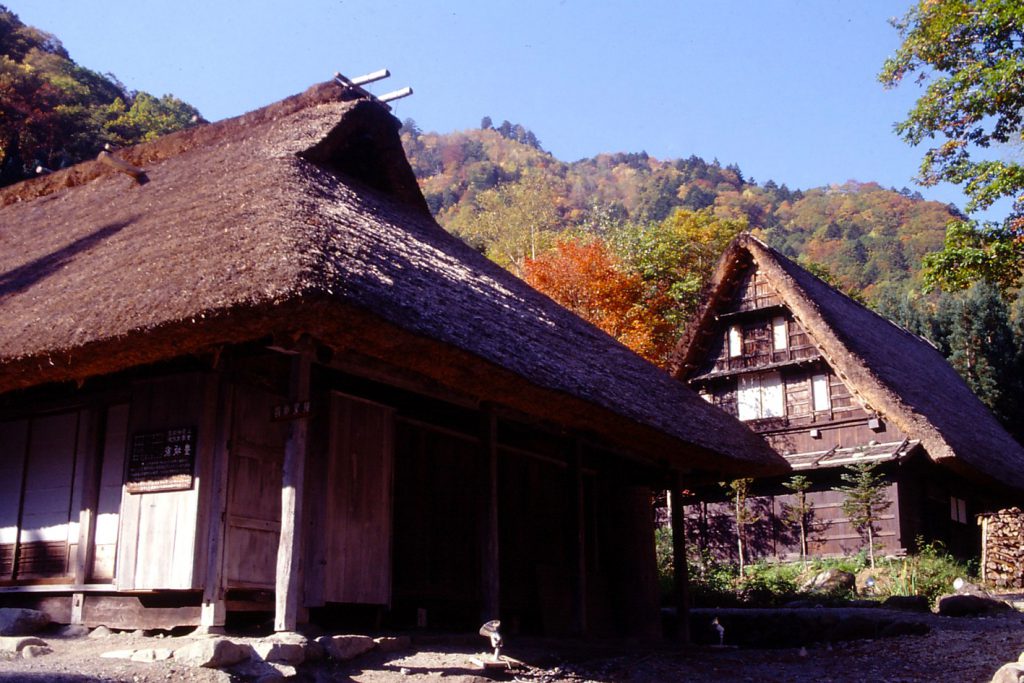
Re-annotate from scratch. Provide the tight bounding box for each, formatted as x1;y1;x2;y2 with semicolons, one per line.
0;82;785;477
672;233;1024;492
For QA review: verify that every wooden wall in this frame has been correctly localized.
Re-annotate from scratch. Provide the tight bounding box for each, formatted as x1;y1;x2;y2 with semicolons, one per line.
319;393;393;605
117;372;219;591
391;419;481;627
1;405;126;584
687;472;903;561
90;404;130;580
686;458;991;562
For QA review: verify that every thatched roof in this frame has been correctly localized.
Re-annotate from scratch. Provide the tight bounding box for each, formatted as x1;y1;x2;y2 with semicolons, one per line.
0;82;785;478
672;233;1024;492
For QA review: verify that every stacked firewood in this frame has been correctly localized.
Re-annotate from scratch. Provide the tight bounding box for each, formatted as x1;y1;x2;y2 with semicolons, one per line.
982;507;1024;588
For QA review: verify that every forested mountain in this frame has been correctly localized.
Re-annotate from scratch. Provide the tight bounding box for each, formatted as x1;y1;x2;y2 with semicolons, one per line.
0;5;201;186
400;119;958;304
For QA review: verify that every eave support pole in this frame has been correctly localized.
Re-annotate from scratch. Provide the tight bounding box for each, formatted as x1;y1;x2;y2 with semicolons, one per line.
275;345;313;632
480;404;500;622
568;439;587;635
670;474;691;644
202;373;234;629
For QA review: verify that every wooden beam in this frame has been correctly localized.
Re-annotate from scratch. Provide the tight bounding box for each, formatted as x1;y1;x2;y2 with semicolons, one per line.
670;476;690;644
479;404;500;622
274;345;313;632
567;440;587;635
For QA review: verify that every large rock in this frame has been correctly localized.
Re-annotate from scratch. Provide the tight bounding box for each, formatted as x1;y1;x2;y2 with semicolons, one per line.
88;625;113;639
0;636;48;654
317;634;376;661
855;568;891;596
130;648;174;662
375;635;411;653
990;662;1024;683
0;608;50;636
881;595;930;612
230;659;294;682
174;637;252;668
252;633;307;665
800;569;856;594
936;593;1012;617
21;644;51;658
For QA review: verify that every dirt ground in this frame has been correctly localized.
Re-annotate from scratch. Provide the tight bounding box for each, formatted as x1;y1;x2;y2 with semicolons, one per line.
2;610;1024;682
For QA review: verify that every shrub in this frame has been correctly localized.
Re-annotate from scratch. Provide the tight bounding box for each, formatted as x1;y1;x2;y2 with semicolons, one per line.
654;529;975;607
882;540;974;603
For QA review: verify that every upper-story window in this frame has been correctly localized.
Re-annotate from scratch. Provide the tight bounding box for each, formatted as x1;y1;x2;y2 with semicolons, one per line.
737;371;784;421
728;325;743;358
812;373;830;412
772;316;788;350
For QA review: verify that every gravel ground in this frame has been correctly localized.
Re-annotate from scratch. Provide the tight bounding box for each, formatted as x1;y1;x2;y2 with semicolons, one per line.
2;610;1023;682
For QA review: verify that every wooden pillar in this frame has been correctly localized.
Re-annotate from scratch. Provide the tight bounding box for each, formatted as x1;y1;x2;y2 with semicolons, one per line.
980;515;989;584
670;474;691;644
275;348;313;632
567;440;587;635
480;405;500;622
201;377;234;629
74;407;104;589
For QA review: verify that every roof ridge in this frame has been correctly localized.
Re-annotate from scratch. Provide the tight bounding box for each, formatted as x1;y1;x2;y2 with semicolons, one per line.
0;81;355;208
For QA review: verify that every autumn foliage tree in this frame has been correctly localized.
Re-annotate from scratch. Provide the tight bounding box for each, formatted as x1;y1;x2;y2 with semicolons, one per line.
0;6;201;186
445;171;565;275
881;0;1024;290
523;237;675;364
611;208;747;329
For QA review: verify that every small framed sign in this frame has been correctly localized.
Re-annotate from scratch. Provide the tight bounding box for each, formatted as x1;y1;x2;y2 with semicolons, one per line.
126;426;197;493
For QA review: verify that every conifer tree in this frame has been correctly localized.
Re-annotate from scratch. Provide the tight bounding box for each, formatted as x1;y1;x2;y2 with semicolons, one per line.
782;475;813;564
838;462;891;569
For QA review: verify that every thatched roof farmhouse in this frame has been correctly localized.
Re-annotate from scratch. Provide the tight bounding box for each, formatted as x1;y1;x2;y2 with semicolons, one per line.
673;233;1024;559
0;82;784;635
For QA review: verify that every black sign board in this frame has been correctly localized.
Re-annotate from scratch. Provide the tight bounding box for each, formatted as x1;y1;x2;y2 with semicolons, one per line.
126;426;197;493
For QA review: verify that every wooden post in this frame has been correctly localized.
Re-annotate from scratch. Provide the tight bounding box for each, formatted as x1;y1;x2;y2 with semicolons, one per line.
980;515;989;584
567;440;587;635
480;405;500;622
275;347;313;632
70;593;85;624
201;378;234;629
74;408;104;589
670;474;690;644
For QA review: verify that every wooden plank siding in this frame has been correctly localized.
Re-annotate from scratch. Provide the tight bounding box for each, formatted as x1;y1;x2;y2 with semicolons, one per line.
223;384;287;590
0;419;29;578
117;372;215;591
391;421;481;626
321;392;394;605
685;482;904;561
93;406;128;584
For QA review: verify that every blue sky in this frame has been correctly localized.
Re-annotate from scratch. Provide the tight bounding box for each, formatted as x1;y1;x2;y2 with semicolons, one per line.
14;1;994;215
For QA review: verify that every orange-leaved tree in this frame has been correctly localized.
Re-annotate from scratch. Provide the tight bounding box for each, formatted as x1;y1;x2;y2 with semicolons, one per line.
523;236;675;365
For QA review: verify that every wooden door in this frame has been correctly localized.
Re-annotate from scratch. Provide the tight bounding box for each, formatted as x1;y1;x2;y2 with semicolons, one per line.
222;386;287;589
322;393;393;605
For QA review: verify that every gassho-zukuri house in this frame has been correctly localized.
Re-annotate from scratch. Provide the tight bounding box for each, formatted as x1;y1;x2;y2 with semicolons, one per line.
0;82;786;636
671;234;1024;560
